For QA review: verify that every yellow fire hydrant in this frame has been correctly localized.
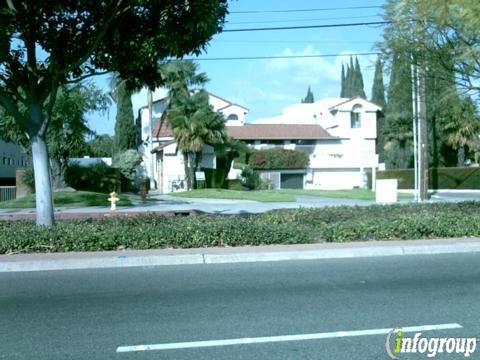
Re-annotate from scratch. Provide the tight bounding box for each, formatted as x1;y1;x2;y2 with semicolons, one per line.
108;191;119;211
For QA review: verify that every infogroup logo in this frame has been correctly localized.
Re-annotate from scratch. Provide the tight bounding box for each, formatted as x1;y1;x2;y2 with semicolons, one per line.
385;329;478;358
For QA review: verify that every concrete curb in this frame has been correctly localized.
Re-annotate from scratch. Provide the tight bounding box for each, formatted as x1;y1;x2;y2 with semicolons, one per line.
2;240;480;272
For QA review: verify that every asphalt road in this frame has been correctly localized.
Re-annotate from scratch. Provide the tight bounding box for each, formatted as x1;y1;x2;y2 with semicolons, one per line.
1;253;480;359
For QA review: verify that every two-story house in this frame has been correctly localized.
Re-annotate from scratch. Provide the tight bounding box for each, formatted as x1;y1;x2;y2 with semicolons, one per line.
137;92;249;193
246;97;381;189
137;93;381;192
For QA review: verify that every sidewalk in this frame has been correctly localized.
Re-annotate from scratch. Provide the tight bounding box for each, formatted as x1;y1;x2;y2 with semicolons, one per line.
1;237;480;272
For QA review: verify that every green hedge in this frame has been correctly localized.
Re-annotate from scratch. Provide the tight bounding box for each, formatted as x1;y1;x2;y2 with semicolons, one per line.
368;167;480;189
249;148;309;170
2;202;480;253
66;163;122;193
0;215;312;254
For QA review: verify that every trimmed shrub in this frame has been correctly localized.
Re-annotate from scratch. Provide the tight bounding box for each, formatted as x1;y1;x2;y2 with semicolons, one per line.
241;166;261;190
0;215;314;254
368;167;480;189
249;148;309;170
65;163;121;193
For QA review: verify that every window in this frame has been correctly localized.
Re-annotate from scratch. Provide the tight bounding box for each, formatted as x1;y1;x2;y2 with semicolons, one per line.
350;105;362;128
227;114;238;121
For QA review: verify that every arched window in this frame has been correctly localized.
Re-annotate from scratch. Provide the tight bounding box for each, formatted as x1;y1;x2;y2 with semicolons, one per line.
227;114;239;121
350;104;362;128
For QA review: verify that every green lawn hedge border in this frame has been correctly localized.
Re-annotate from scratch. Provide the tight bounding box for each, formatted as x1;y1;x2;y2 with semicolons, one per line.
367;167;480;189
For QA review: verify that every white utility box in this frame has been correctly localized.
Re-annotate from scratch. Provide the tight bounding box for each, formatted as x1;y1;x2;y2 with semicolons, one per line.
375;179;398;204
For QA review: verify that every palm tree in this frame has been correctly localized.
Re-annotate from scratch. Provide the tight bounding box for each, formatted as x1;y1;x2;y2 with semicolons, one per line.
159;60;226;189
440;96;480;166
168;90;226;189
158;60;208;98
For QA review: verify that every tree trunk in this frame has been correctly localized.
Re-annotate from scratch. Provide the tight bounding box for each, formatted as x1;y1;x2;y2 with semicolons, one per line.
193;151;202;189
457;146;465;167
188;151;195;190
31;135;55;226
182;152;190;190
51;157;67;189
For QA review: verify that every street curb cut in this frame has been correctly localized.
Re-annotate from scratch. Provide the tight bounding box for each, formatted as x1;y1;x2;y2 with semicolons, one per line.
2;241;480;272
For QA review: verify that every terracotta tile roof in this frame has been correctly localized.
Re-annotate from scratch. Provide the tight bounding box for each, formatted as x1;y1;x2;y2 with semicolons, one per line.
154;121;334;141
226;124;334;140
153;117;173;138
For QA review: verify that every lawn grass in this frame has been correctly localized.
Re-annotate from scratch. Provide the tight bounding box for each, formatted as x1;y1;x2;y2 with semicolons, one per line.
171;188;413;202
171;189;295;202
280;188;413;200
0;191;137;209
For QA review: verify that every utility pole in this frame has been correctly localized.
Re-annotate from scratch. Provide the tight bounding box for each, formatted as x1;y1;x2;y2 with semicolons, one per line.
416;3;429;201
410;0;429;201
411;61;419;202
147;89;156;190
417;62;428;201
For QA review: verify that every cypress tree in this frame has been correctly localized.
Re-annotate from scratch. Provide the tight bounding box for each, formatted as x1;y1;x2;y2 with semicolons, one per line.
384;50;413;169
114;80;137;153
340;64;346;97
371;58;386;107
302;86;314;103
371;57;387;162
354;57;367;99
345;57;355;97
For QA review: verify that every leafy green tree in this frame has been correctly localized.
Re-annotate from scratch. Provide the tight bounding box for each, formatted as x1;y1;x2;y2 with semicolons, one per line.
48;84;109;189
113;80;136;154
406;0;480;94
301;86;314;103
0;1;227;226
113;149;143;180
86;134;115;158
439;96;480;166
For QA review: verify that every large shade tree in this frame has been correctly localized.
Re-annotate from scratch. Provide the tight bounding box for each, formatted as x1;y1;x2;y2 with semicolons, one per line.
0;1;228;226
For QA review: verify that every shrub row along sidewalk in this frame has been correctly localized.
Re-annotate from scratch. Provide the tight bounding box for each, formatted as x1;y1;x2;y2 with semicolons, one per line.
2;202;480;254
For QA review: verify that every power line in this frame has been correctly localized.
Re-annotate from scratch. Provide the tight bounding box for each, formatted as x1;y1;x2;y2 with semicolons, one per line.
216;40;376;45
185;52;379;61
227;15;381;25
223;21;390;33
230;5;382;14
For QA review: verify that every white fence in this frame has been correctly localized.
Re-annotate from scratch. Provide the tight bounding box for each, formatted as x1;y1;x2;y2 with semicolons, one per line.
0;186;16;202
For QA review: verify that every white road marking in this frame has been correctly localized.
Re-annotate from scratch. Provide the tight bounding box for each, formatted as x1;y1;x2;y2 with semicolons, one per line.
116;323;462;353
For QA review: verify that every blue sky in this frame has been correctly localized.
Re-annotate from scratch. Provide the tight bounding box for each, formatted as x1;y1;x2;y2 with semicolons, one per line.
89;0;386;135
